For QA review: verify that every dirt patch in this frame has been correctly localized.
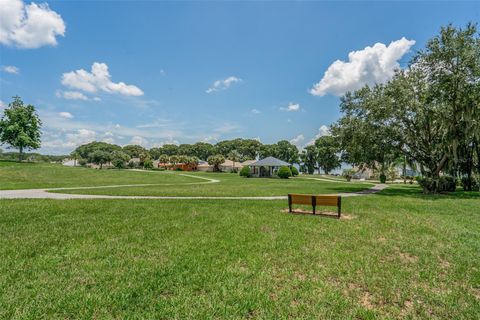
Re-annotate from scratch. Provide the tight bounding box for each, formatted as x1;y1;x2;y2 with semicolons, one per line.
361;292;374;310
399;252;419;264
281;208;355;220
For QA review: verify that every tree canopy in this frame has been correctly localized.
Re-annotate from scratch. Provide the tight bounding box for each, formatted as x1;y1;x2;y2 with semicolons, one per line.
0;96;42;161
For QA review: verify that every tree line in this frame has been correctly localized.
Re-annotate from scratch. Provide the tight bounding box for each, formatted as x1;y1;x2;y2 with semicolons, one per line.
1;24;478;192
331;23;480;192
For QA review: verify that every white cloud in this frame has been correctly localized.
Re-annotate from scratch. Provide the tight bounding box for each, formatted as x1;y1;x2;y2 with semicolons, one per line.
130;135;149;146
0;0;65;49
310;37;415;97
251;109;261;114
280;103;300;112
306;125;331;146
290;134;305;146
2;65;19;74
201;136;218;144
56;90;89;100
58;111;73;119
43;128;96;149
61;62;144;96
206;76;241;93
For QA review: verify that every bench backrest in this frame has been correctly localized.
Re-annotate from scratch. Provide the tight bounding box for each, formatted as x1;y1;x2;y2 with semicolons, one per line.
289;194;340;206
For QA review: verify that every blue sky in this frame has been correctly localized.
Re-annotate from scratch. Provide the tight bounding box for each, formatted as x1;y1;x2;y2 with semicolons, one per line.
1;0;479;154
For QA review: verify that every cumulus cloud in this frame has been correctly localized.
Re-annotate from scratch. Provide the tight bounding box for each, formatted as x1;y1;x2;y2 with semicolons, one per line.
0;0;65;49
310;37;415;96
61;62;144;97
206;76;241;93
43;128;96;149
290;134;305;146
2;65;19;74
251;108;261;114
58;111;73;119
130;135;149;146
56;90;89;100
280;103;300;112
306;125;331;146
0;100;6;109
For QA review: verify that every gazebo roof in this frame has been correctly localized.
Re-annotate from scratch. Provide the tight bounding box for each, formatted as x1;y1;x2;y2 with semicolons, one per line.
250;156;291;167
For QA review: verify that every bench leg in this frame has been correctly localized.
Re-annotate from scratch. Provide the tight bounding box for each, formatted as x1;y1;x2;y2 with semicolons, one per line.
288;194;292;213
313;205;316;215
337;197;342;219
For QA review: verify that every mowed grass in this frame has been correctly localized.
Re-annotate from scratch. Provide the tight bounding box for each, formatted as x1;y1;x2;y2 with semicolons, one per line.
0;161;372;196
52;172;371;197
1;187;479;319
0;161;200;190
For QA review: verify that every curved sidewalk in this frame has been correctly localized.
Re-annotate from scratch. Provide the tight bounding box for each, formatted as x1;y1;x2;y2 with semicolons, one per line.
0;184;388;200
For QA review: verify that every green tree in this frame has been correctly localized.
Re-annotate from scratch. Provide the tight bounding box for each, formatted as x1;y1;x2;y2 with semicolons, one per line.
274;140;299;164
191;142;216;160
160;144;179;156
88;150;112;169
169;155;179;166
227;150;241;170
70;150;80;167
207;154;225;172
123;145;147;158
74;142;121;159
0;96;42;161
159;154;169;168
299;145;317;174
111;150;130;169
315;136;341;175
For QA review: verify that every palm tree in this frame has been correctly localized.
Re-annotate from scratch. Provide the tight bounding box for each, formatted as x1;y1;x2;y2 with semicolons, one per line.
169;155;179;167
159;154;169;169
228;150;241;171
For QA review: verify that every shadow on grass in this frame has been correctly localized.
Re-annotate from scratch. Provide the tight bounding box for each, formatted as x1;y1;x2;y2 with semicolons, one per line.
376;184;480;200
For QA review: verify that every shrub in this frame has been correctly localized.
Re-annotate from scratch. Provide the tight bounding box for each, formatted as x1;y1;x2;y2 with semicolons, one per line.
379;173;387;183
417;176;456;193
277;166;292;179
78;159;87;167
239;166;251;178
112;158;125;169
291;166;299;176
342;169;356;182
143;159;154;170
111;150;130;169
461;176;479;191
127;160;137;169
175;167;183;171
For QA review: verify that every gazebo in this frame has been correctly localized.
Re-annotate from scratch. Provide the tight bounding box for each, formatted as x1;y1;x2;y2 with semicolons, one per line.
249;156;291;177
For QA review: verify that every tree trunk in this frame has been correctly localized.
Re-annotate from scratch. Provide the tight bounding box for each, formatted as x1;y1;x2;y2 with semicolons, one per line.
19;146;23;162
403;155;407;184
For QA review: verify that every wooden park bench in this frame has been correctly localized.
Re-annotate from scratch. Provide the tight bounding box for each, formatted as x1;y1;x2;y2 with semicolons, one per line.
288;194;342;218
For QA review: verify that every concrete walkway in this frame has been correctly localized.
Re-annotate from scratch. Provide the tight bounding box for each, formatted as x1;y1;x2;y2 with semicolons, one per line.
0;184;388;200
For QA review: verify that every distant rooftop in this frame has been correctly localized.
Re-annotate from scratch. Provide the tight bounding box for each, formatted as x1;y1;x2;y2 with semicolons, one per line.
250;156;291;167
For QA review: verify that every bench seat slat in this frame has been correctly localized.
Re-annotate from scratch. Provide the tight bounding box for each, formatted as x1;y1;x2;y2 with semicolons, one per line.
314;196;339;206
289;195;312;205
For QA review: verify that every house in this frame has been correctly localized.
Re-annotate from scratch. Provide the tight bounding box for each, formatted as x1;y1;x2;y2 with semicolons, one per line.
157;162;197;171
197;161;213;172
249;156;291;177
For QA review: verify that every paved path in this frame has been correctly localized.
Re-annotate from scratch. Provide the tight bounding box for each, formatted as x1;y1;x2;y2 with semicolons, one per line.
0;183;388;200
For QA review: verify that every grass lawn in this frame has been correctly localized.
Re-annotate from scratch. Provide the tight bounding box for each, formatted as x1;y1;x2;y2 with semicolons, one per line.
0;161;197;190
0;161;372;196
1;162;479;318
